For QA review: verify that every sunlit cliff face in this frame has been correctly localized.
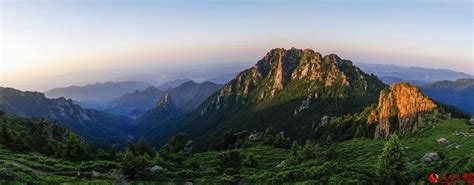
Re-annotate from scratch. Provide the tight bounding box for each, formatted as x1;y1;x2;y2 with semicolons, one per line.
369;83;439;139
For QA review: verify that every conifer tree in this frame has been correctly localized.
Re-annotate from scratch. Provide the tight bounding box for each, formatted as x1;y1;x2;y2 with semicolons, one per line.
126;139;136;155
300;140;316;160
0;124;13;148
136;137;151;156
120;148;152;179
109;144;118;158
61;132;87;161
286;141;301;165
376;134;407;184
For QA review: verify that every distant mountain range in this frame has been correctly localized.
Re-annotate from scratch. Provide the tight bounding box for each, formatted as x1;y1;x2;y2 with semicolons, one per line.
356;63;473;85
420;78;474;114
105;81;222;118
203;73;237;84
377;76;427;86
157;78;192;90
44;81;153;109
0;87;132;147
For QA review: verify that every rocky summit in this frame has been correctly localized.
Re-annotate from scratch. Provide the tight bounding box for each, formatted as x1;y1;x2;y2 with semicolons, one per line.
155;94;181;113
200;48;384;115
368;82;439;139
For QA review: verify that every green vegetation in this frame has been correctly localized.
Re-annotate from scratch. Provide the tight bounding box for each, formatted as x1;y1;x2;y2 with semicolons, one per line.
1;113;472;183
376;134;408;183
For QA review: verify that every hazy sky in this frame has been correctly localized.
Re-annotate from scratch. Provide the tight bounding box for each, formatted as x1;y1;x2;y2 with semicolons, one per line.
1;0;473;91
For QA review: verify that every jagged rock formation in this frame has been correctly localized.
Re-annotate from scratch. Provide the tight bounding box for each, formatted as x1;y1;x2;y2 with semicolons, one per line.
368;83;439;139
155;94;181;114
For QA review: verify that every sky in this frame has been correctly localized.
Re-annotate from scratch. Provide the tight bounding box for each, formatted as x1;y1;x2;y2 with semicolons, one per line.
1;0;473;91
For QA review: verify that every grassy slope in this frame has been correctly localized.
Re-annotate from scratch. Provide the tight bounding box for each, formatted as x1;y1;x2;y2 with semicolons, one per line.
187;118;473;183
1;118;472;183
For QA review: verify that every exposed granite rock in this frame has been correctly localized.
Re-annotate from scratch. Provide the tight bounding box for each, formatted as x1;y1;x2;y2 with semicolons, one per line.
294;93;318;115
436;138;449;145
369;83;438;139
421;152;440;162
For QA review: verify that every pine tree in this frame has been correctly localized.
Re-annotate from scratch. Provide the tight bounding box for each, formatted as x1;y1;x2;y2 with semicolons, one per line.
165;133;188;154
0;124;14;148
136;137;151;156
272;132;287;148
376;134;407;184
126;140;136;155
120;148;137;179
286;141;301;165
61;132;87;161
244;153;258;168
325;145;336;160
300;140;316;160
120;148;152;179
324;135;332;146
218;150;242;170
109;144;118;158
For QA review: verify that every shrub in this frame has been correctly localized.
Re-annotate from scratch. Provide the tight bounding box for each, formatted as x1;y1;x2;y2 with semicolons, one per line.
219;150;242;172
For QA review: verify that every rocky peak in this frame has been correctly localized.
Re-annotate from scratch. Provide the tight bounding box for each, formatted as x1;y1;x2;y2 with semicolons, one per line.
154;94;181;114
200;48;383;115
369;82;438;139
156;94;174;108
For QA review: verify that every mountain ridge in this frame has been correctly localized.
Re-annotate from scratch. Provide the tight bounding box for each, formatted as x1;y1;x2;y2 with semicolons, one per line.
356;63;473;85
420;78;474;114
0;86;132;147
140;48;386;146
106;81;222;118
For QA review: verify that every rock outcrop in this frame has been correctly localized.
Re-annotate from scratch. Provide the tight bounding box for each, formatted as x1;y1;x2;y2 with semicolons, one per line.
421;152;440;162
155;94;180;113
368;83;438;139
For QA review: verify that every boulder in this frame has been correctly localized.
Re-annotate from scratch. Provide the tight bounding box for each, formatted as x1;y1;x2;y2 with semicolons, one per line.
321;115;330;126
150;165;165;172
92;170;101;177
248;133;262;141
436;138;449;145
276;160;285;168
421;152;440;162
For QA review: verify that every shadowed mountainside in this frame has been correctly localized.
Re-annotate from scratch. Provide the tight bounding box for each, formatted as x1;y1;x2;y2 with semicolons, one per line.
0;87;132;147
